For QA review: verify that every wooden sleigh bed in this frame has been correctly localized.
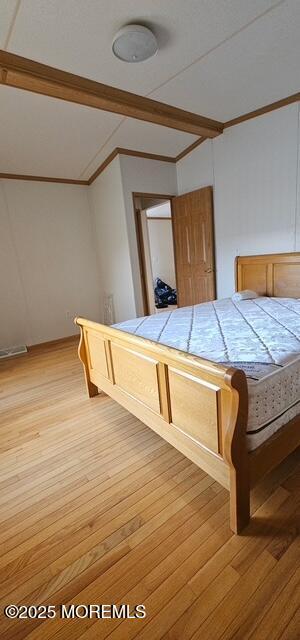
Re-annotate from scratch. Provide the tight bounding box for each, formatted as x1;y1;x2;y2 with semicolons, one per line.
75;252;300;533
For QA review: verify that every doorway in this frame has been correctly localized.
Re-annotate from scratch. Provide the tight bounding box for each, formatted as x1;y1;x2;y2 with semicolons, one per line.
134;194;177;315
134;187;216;315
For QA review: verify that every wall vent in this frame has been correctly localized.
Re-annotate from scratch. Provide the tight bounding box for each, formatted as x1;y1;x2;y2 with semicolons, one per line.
0;345;27;359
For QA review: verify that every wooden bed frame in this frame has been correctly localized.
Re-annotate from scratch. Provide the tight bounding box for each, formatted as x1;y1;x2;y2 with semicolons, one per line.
75;252;300;533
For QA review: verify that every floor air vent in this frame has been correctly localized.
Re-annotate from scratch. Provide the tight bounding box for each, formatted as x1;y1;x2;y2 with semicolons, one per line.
0;345;28;359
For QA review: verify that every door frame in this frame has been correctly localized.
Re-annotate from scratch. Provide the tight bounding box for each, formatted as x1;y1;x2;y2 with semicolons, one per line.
132;192;175;316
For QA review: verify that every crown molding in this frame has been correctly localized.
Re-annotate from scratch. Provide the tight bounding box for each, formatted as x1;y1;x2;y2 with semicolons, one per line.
175;137;207;162
87;91;300;180
0;172;88;185
87;136;207;184
0;48;298;187
0;49;223;138
116;147;175;163
0;147;178;185
87;149;119;184
87;147;176;184
224;91;300;129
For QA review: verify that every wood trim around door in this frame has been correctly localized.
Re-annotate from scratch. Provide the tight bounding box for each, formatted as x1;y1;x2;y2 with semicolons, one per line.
134;202;150;316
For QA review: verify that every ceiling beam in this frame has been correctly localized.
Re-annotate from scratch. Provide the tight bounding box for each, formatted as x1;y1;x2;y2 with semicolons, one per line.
0;50;223;138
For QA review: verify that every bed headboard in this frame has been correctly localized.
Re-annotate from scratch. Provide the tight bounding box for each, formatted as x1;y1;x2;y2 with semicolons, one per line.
236;252;300;298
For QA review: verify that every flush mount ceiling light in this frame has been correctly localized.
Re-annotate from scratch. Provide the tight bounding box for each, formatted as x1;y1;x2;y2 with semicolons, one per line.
112;24;158;63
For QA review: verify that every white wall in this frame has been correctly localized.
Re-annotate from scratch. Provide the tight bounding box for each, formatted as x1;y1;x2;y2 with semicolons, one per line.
176;139;214;195
1;153;177;348
177;103;300;298
147;218;176;289
147;201;171;218
4;102;299;348
0;180;100;347
119;155;177;316
88;156;136;323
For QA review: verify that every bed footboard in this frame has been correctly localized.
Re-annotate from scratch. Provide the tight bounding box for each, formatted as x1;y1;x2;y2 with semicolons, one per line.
75;317;249;533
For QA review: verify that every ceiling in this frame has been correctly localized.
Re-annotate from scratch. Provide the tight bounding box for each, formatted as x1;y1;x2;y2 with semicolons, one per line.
147;202;172;218
0;0;299;180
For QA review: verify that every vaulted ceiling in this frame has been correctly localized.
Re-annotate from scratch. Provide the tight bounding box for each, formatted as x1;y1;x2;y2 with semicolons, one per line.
0;0;299;180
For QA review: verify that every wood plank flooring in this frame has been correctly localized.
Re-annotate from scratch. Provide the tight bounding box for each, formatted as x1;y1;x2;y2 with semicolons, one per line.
0;338;299;640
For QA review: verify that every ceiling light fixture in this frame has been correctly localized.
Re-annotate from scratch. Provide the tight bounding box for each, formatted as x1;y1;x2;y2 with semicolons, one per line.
112;24;158;63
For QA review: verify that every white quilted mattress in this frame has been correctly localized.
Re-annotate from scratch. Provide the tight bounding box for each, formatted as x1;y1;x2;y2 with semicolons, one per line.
114;297;300;451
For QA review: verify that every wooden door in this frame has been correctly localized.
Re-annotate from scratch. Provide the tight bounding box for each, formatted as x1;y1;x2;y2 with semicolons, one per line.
172;186;215;307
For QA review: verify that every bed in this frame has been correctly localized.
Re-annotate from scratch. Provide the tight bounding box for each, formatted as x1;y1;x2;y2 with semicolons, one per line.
75;252;300;533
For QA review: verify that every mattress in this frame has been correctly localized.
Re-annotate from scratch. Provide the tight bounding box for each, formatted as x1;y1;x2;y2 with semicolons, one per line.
114;297;300;451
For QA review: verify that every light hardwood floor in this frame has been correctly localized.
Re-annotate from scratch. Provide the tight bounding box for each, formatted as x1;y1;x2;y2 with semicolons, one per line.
0;338;299;640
